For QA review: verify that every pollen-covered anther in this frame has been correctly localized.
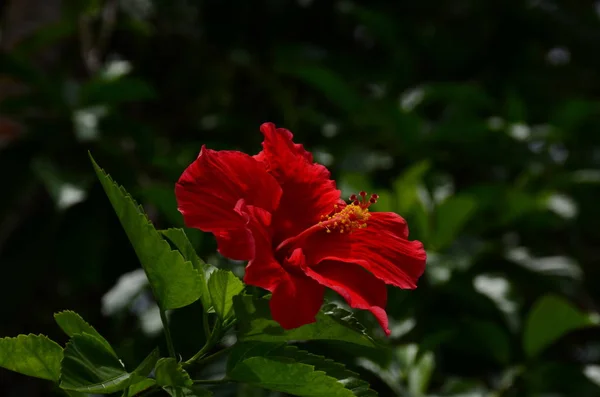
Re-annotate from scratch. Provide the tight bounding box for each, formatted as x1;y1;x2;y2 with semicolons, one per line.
319;191;379;233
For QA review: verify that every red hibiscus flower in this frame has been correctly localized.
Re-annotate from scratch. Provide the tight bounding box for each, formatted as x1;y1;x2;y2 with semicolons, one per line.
176;123;426;335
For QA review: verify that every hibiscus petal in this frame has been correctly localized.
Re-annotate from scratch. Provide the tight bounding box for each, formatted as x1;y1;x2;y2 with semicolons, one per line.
303;212;426;289
176;146;282;260
254;123;313;167
269;271;325;330
254;122;343;244
243;205;287;292
212;199;254;260
303;260;390;335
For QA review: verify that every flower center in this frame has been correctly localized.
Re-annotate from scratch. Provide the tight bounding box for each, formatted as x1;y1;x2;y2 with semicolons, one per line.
274;191;379;254
319;191;378;234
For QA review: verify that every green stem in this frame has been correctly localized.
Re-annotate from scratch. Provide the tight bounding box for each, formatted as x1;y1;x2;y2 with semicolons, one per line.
184;319;222;365
193;378;232;385
194;345;233;367
202;310;210;340
159;307;176;358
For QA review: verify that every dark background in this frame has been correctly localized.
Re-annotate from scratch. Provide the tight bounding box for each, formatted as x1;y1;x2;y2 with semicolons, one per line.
2;0;600;396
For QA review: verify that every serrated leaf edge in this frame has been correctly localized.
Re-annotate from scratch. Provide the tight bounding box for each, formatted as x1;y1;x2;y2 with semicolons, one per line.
281;345;377;396
54;310;117;357
59;332;129;392
209;269;244;321
0;333;63;382
155;357;194;388
89;153;203;310
229;343;377;396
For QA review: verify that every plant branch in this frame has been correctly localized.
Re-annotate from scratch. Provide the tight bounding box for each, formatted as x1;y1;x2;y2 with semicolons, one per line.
159;307;176;358
184;318;222;366
193;378;232;385
194;344;233;367
202;310;210;340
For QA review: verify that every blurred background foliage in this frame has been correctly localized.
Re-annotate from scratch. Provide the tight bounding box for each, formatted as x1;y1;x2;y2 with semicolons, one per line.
2;0;600;396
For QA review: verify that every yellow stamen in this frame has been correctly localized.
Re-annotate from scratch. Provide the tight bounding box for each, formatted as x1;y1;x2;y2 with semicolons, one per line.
320;203;371;234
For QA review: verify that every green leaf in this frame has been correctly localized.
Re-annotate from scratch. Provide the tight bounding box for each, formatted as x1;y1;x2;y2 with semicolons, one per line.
432;195;477;250
155;358;193;388
54;310;116;356
132;348;161;377
163;386;214;397
231;358;348;397
60;336;157;394
122;379;156;397
0;334;63;381
60;333;130;393
391;161;431;240
234;296;377;348
161;228;215;309
228;342;377;397
392;161;430;214
119;349;160;397
523;294;599;358
227;342;287;373
90;154;203;310
408;351;435;396
208;270;244;321
155;358;211;397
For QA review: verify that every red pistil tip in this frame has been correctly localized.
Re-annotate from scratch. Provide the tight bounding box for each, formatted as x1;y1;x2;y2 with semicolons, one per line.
348;191;379;207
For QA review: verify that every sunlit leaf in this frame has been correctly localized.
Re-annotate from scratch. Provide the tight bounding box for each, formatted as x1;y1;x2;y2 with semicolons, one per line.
60;333;129;393
61;338;157;394
161;228;215;310
228;342;376;396
54;310;116;356
208;269;244;321
0;334;63;381
90;154;203;310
